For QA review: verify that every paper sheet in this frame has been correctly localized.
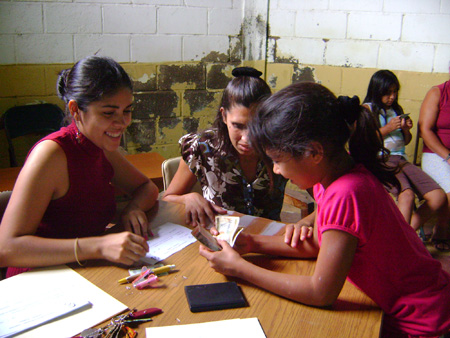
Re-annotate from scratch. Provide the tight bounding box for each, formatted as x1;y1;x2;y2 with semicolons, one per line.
0;265;127;338
260;221;285;236
145;317;266;337
141;222;196;265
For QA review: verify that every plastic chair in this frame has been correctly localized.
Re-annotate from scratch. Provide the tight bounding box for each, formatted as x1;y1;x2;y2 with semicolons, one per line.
161;156;202;194
3;104;65;167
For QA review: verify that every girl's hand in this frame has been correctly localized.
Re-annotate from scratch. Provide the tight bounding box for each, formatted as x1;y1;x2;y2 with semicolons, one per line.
284;222;313;248
100;232;149;265
199;240;243;277
386;116;402;132
230;232;254;255
402;116;413;130
184;192;227;227
121;203;150;238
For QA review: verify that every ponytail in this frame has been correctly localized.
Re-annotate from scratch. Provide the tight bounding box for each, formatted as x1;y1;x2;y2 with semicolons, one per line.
250;82;400;190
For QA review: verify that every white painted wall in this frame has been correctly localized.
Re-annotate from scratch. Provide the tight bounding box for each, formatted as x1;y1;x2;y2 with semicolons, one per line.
0;0;449;74
269;0;450;73
0;0;243;64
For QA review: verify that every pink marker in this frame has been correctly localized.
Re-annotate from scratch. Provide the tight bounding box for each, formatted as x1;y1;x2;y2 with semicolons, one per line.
134;274;158;290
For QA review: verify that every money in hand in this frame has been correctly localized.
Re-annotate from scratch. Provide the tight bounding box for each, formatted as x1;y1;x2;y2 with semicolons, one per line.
191;216;243;251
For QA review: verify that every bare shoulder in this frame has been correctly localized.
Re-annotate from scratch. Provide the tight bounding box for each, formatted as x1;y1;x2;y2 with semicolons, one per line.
19;140;68;187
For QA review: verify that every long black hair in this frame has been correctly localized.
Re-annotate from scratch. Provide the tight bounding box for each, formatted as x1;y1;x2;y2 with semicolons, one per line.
57;55;132;121
209;66;271;155
249;82;400;189
363;70;404;126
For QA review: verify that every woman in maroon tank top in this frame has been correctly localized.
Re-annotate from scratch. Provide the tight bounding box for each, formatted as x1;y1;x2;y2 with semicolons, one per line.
0;56;159;277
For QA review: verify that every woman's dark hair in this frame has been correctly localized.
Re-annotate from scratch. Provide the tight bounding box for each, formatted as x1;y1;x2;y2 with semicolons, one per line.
249;82;400;189
57;55;132;120
363;69;404;126
209;66;271;155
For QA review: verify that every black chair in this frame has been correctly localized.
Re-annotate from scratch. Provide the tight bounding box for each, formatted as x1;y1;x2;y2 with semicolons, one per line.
3;104;65;167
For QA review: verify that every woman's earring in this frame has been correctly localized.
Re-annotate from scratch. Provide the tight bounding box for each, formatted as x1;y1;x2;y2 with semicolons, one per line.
75;125;81;143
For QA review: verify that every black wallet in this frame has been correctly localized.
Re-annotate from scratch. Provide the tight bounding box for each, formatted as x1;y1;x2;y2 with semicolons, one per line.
184;281;247;313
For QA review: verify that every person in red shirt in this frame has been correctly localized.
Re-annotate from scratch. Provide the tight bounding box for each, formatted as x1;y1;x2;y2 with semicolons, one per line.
0;56;159;277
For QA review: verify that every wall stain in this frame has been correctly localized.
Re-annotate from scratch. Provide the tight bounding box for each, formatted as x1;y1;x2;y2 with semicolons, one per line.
134;92;178;119
184;90;216;115
159;64;205;90
292;66;315;83
206;64;234;90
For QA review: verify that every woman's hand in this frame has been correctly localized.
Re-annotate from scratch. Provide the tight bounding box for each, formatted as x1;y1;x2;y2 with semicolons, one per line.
199;240;244;277
121;203;150;239
184;192;227;227
99;232;149;265
284;222;313;248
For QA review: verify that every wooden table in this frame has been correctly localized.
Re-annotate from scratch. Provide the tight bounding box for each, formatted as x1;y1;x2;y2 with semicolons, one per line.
0;152;166;192
74;200;382;337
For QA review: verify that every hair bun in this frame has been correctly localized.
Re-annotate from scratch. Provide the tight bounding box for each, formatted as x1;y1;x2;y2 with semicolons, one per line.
57;68;71;101
337;95;361;125
232;67;262;78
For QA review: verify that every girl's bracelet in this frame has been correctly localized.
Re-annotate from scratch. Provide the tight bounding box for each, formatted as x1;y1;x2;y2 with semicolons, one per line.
444;153;450;162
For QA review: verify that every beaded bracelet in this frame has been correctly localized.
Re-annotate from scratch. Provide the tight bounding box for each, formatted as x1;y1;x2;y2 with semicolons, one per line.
444;153;450;162
74;237;85;266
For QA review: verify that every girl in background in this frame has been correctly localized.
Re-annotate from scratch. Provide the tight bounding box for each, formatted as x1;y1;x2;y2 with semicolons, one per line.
363;69;450;251
0;56;159;277
163;67;287;227
200;82;450;338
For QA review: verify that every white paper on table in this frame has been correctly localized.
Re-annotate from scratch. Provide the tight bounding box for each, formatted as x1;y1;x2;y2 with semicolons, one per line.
260;221;285;236
145;317;266;338
141;222;196;265
0;265;127;338
238;215;257;228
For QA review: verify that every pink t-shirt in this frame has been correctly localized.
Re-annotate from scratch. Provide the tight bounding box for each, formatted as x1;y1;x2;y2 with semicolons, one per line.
314;164;450;336
423;80;450;153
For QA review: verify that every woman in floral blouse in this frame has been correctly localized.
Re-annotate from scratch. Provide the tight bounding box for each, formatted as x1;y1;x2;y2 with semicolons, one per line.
163;67;287;227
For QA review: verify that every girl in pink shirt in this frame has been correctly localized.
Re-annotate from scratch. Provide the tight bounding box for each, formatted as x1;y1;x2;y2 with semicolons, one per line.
199;82;450;337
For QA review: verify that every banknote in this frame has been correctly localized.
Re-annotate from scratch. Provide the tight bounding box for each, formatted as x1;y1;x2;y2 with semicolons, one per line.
191;216;243;251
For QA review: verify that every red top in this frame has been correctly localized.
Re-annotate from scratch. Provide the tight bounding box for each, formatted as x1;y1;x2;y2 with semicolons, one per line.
314;164;450;336
423;80;450;153
7;122;116;277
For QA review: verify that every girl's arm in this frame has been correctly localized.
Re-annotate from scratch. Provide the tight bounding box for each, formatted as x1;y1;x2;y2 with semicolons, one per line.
0;141;149;268
362;103;402;138
104;150;159;237
419;87;450;159
401;117;413;145
162;160;226;227
200;229;358;307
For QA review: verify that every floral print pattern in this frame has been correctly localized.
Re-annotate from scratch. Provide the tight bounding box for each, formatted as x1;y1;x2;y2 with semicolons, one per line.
180;130;287;220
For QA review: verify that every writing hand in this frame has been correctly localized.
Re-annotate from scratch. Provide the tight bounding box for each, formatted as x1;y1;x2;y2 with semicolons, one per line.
100;232;149;265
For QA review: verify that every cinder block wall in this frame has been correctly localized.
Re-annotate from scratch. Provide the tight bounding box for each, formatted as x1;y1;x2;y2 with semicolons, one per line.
1;0;449;168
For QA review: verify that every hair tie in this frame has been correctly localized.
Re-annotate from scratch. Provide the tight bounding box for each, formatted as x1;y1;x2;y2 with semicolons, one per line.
232;67;262;78
337;95;361;125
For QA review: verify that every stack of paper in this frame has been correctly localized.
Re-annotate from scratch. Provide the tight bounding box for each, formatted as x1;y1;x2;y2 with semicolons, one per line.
0;265;127;338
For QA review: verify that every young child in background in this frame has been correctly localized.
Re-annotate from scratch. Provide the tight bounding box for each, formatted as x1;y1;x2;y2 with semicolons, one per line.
163;67;287;227
199;82;450;338
363;70;450;251
0;56;159;277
